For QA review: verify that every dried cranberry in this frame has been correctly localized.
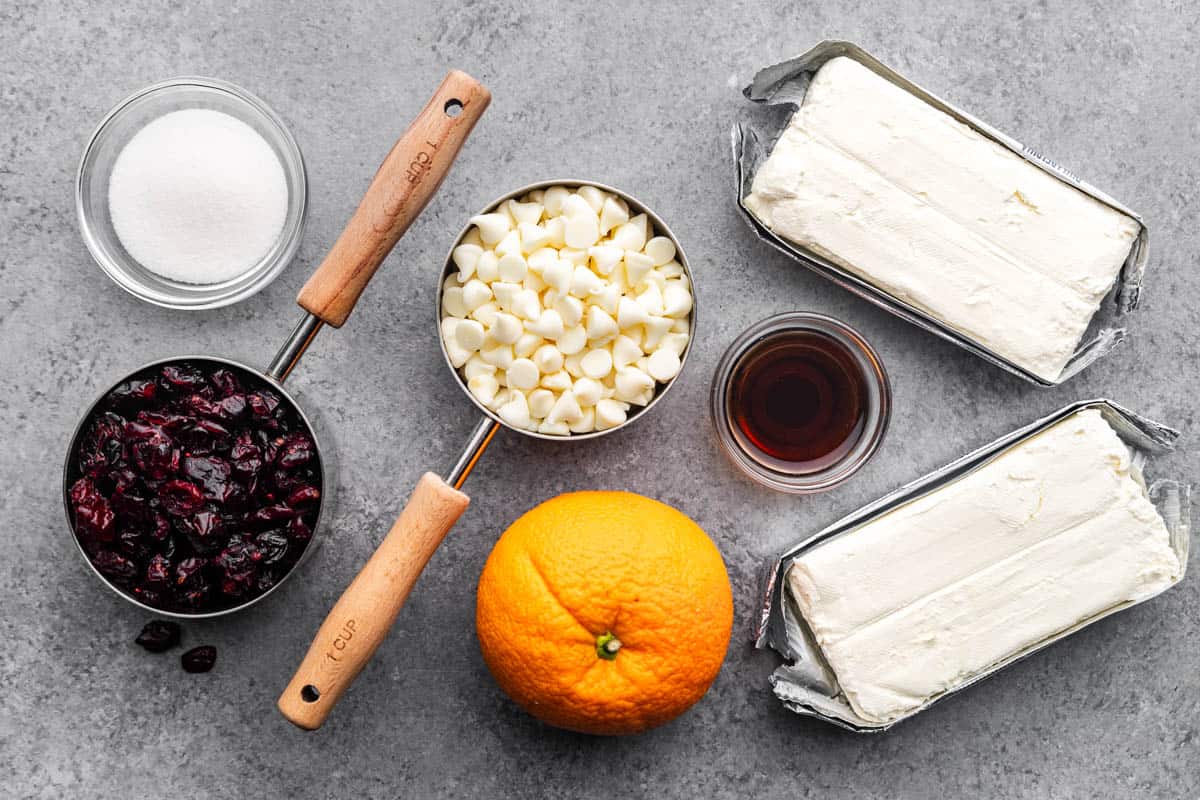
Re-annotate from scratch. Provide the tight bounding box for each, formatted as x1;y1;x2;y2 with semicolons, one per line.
108;378;158;409
174;557;207;589
160;480;204;516
209;369;242;397
79;413;126;475
255;530;290;565
275;433;315;469
71;479;116;541
181;645;217;673
160;364;208;393
176;419;232;454
247;390;281;418
118;528;154;561
178;509;226;552
135;620;181;652
245;504;296;528
145;554;171;584
229;432;263;479
182;456;236;503
286;485;320;507
94;550;136;583
111;482;150;521
287;515;313;541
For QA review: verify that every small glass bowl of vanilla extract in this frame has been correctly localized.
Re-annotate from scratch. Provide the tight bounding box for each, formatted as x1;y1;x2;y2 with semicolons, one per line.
711;313;890;493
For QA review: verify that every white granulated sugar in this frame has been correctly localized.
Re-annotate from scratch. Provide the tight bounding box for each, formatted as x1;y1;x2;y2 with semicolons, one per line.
108;108;289;284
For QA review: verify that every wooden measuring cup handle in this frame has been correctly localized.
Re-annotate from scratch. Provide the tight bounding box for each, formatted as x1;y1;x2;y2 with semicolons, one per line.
278;473;469;730
297;70;490;327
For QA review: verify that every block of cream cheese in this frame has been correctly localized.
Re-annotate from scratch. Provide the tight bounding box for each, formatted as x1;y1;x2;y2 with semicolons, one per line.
744;57;1140;381
786;408;1180;724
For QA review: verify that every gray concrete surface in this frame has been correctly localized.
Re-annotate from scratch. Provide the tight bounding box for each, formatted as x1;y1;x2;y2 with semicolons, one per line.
2;1;1197;797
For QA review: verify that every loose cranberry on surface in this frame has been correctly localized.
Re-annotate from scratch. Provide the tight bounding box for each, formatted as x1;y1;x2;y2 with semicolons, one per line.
181;645;217;673
68;360;321;614
135;620;181;653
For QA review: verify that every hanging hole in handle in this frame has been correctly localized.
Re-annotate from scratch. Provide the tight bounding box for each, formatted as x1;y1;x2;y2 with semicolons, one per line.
301;684;321;703
444;99;464;117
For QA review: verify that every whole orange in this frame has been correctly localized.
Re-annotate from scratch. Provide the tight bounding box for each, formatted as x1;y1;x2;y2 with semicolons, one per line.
475;491;734;735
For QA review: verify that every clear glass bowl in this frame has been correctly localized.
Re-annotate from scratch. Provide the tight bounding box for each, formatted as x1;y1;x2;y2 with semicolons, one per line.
76;77;307;310
710;312;891;493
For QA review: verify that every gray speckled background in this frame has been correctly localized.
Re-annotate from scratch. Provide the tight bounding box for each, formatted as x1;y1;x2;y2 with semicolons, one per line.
2;1;1197;797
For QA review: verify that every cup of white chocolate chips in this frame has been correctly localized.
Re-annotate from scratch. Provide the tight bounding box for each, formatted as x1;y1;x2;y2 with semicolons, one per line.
439;182;695;436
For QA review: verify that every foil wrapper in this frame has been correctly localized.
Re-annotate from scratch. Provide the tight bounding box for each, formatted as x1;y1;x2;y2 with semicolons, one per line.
733;40;1149;386
755;399;1191;731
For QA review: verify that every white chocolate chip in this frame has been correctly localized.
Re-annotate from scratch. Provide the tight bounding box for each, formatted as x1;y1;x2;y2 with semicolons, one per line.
528;388;555;419
497;391;531;429
470;301;499;328
562;193;595;219
480;343;514;369
455;318;486;351
647;349;681;382
569;265;604;297
547;390;583;424
542;259;572;294
517;222;551;254
643;316;673;350
523;270;545;293
611;217;647;251
468;373;500;405
440;316;459;342
670;317;689;333
643;236;676;266
495;229;522;259
442;286;467;318
532;344;564;374
508;200;544;226
573;376;604;407
452;244;483;281
569;406;596;434
658;260;684;278
461;279;492;312
514;332;542;359
623;251;655;287
543;216;566;248
470;213;511;246
580;348;613;380
565;214;600;249
462;228;484;247
595;398;629;430
663;283;693;318
557;324;587;355
540;370;572;392
542;186;569;216
463;355;496;381
475;250;499;283
614;366;654;400
554;295;584;328
526;308;564;339
592;283;621;316
563;352;583;378
490;281;521;311
537;420;570;436
611;334;643;368
636;283;665;317
496;253;528;283
445;339;471;368
586;305;619;341
617;296;650;329
660;332;690;357
510;289;542;321
559;247;589;266
527;247;558;273
599;196;629;235
577;185;606;213
588;244;623;275
488;313;523;345
506;358;540;391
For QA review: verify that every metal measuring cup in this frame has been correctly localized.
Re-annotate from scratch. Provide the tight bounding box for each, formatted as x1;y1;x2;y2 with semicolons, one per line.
279;180;698;729
62;71;491;618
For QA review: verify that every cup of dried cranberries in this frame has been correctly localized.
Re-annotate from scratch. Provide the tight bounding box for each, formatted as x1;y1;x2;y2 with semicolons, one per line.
64;359;323;616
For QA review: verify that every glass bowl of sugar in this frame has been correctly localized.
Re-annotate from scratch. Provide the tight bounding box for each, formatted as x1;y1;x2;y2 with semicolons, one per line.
77;77;307;310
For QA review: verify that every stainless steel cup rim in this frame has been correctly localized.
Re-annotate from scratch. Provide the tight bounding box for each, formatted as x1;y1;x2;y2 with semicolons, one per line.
62;354;329;620
710;312;891;494
435;179;698;442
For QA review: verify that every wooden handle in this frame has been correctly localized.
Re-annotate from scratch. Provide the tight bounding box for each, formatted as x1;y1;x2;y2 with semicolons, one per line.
278;472;470;730
297;70;491;327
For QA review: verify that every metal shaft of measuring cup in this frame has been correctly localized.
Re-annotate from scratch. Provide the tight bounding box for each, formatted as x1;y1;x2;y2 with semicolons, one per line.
445;417;501;489
266;314;325;383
